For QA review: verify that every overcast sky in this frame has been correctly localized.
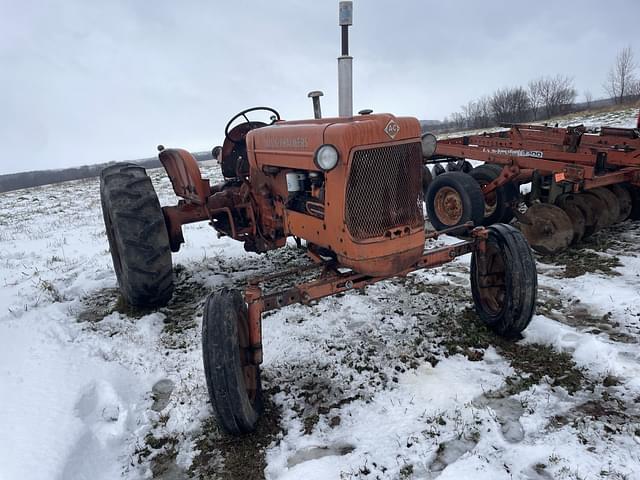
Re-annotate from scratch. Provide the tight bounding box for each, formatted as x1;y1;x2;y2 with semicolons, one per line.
1;0;638;175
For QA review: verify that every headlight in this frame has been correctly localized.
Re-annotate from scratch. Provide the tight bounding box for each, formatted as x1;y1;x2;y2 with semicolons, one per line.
314;144;339;171
421;133;437;158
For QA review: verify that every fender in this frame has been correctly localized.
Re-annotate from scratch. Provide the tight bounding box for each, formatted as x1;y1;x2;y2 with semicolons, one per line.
159;148;210;204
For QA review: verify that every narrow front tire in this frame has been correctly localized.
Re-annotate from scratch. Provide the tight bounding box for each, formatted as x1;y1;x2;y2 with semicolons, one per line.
202;289;263;435
470;224;537;337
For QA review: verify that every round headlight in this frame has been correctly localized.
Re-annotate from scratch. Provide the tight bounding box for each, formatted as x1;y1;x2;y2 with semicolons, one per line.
314;144;339;171
421;133;437;158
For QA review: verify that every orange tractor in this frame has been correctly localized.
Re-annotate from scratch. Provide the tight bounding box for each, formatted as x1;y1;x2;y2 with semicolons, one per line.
100;1;537;434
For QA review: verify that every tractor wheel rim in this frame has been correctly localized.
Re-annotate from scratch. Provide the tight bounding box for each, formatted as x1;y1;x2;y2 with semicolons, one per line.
434;186;463;226
237;310;258;403
476;242;506;315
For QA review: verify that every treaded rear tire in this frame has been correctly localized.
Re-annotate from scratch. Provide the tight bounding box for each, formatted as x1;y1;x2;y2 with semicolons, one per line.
470;224;537;337
202;289;263;434
100;164;174;307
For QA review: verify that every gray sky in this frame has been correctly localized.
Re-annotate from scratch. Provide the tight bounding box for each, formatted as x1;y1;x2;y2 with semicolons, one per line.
1;0;638;175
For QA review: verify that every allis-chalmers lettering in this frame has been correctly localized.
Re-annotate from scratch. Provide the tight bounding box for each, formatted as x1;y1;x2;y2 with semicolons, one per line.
264;136;309;150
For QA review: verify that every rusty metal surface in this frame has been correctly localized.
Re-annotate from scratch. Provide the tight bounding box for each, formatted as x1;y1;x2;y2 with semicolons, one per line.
521;203;574;255
159;148;211;204
433;186;463;226
159;112;429;277
248;114;426;277
345;142;423;240
242;234;483;365
434;123;640;182
608;184;632;222
584;188;619;227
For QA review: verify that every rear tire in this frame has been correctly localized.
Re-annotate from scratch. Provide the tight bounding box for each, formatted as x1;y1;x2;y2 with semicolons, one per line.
425;172;485;231
470;224;537;337
100;164;174;307
202;289;263;435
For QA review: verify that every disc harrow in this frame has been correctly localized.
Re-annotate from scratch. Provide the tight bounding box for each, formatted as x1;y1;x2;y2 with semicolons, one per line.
425;117;640;254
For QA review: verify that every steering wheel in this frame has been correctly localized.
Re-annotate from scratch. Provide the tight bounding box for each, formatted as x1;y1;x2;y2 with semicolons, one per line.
224;106;281;143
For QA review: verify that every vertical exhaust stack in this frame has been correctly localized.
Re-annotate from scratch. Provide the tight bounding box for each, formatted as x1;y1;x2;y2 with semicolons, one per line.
338;1;353;117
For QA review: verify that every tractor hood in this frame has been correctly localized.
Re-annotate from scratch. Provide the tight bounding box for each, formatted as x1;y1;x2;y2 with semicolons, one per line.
248;113;421;171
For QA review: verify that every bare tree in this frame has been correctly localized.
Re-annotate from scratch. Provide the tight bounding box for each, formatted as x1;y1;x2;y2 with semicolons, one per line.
540;75;576;118
629;79;640;99
528;79;545;120
604;46;637;104
462;96;493;129
478;96;493;128
490;86;530;124
583;90;593;109
451;112;466;129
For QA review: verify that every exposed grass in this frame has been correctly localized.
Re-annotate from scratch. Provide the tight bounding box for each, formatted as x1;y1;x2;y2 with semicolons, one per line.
542;249;622;278
189;393;282;480
438;307;585;395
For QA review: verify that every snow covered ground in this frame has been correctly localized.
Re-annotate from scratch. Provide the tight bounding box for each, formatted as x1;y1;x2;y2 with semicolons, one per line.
1;108;639;480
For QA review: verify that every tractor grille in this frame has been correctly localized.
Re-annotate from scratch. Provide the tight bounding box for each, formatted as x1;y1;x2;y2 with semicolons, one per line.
345;142;424;241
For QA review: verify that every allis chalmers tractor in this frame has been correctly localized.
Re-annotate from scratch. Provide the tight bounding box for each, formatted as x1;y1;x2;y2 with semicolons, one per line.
423;112;640;255
100;2;537;434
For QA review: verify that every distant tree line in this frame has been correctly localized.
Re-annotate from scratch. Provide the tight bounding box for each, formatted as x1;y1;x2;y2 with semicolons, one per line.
0;151;212;194
435;46;640;132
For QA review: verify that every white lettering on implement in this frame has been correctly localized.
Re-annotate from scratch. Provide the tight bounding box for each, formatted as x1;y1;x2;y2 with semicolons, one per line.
481;148;543;158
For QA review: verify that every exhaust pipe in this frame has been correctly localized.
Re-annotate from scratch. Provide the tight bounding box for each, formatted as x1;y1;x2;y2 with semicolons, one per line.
338;1;353;117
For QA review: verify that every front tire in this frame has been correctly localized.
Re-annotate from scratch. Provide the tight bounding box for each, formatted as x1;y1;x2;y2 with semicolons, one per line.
202;290;263;435
470;224;537;337
100;164;174;307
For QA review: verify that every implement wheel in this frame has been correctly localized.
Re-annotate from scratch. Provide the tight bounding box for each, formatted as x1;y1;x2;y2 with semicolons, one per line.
469;164;518;225
520;203;573;255
100;164;174;307
584;188;619;227
470;224;537;337
202;289;263;434
425;172;485;231
607;184;632;222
